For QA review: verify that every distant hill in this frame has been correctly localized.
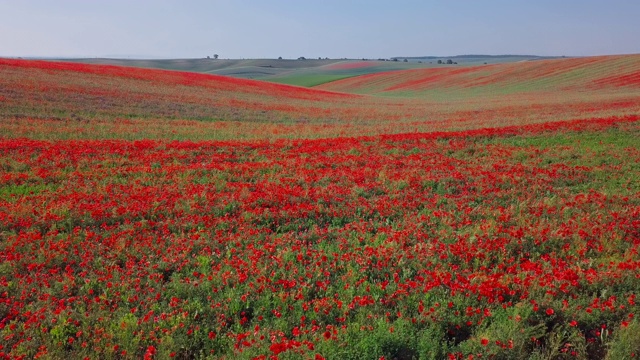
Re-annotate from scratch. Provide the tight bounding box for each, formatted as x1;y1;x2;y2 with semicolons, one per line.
56;55;562;87
55;58;438;86
392;54;563;65
317;54;640;97
60;58;347;80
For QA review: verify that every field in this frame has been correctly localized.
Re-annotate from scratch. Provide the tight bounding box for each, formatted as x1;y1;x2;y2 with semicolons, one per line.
2;56;640;141
317;55;640;96
57;58;431;86
1;55;640;359
260;61;435;87
57;55;556;87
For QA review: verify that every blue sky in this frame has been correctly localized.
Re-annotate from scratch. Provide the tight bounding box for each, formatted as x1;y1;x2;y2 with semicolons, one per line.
1;0;639;59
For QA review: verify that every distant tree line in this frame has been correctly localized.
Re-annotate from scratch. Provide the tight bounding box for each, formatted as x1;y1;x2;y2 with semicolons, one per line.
204;55;456;64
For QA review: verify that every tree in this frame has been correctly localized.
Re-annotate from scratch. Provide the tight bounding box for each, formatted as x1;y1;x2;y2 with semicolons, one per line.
437;60;443;64
298;56;306;60
278;56;283;60
403;59;408;62
213;54;219;59
446;59;453;64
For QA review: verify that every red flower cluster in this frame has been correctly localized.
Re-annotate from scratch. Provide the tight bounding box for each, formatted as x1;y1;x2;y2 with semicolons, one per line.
0;116;638;358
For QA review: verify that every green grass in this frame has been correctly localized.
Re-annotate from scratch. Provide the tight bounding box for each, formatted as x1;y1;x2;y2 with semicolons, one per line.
493;125;639;151
0;183;57;201
263;74;354;87
482;122;640;196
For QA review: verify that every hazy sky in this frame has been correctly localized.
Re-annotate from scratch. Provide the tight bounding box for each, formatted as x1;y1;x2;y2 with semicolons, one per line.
1;0;639;59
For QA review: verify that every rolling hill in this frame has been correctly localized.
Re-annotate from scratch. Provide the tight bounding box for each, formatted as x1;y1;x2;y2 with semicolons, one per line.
57;55;557;87
59;58;436;86
1;55;639;140
316;55;640;96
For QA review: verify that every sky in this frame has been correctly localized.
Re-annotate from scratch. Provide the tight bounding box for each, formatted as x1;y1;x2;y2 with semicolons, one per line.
1;0;639;59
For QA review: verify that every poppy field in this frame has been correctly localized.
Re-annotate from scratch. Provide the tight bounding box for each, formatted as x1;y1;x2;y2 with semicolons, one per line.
1;56;640;359
2;56;640;141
